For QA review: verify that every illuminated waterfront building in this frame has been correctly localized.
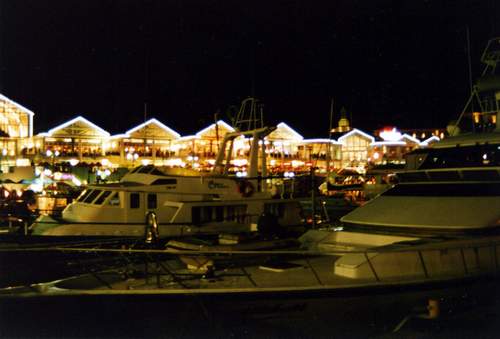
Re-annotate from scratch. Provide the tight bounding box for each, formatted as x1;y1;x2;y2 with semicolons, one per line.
369;128;421;166
108;118;181;166
0;94;35;169
0;92;445;175
36;116;110;161
175;120;235;170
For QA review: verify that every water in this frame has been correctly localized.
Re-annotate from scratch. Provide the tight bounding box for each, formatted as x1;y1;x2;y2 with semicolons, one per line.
1;278;499;338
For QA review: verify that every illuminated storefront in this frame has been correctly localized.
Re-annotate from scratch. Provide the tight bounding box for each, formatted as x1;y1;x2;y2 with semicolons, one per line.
337;129;375;170
0;94;35;168
297;139;342;173
108;118;181;166
369;128;421;165
174;120;235;170
37;116;110;163
265;122;303;171
0;93;33;138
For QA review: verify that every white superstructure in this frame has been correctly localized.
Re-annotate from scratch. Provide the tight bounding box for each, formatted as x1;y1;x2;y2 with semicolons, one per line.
31;127;303;237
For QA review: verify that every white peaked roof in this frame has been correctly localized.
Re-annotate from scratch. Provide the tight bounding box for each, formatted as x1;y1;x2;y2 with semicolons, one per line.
195;120;235;137
268;122;304;140
420;135;441;147
0;93;35;116
38;116;110;137
401;133;421;144
125;118;181;139
337;128;375;143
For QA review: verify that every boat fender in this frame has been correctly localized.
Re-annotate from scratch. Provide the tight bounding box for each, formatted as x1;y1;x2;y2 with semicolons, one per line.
237;180;255;198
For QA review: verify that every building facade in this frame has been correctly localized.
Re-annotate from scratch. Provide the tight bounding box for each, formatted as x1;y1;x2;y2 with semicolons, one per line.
0;92;443;176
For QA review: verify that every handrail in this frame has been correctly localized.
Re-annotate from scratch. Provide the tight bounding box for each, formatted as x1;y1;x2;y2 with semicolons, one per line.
0;236;499;256
2;240;500;291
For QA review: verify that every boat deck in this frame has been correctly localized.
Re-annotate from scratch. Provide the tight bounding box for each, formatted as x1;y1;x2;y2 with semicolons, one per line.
83;255;358;292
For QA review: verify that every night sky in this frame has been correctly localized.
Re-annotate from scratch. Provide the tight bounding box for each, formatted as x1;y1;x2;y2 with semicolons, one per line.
1;0;499;137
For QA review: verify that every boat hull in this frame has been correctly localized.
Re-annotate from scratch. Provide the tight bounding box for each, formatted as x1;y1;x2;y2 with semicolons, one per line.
31;215;250;237
1;274;499;338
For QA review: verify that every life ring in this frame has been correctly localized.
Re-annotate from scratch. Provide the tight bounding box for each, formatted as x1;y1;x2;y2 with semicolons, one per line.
237;180;255;198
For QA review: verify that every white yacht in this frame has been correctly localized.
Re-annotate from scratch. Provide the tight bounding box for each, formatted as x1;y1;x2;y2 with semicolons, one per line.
305;37;500;281
31;126;303;237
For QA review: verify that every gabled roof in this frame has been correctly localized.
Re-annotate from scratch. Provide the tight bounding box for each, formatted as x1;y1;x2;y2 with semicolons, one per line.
124;118;180;139
420;135;440;147
0;93;35;116
38;116;109;137
337;128;375;143
401;133;421;144
268;122;304;140
196;120;235;138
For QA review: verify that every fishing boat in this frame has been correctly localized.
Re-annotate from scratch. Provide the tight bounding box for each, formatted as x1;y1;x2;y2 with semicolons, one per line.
30;126;303;237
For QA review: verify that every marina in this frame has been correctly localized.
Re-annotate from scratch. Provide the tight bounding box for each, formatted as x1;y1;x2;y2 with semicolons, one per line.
1;0;499;336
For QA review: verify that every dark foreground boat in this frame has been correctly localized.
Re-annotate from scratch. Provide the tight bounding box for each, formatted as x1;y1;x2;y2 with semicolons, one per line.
1;249;500;338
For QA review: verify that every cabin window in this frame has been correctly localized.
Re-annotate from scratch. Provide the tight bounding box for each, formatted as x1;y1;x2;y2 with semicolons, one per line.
107;192;120;206
226;205;247;223
139;165;154;174
215;206;224;222
151;178;177;185
76;189;92;202
192;207;201;224
149;168;167;176
147;193;157;209
84;190;102;203
264;203;286;217
192;205;247;224
94;191;112;205
414;144;500;170
130;193;140;209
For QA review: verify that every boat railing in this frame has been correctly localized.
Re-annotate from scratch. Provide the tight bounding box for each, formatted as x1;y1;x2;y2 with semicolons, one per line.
0;215;30;235
3;236;500;291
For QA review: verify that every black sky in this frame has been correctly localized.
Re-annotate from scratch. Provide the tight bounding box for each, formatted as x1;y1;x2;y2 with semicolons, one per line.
1;0;499;137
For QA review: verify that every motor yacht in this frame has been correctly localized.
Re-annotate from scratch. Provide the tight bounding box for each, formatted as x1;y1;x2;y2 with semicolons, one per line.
31;126;303;237
304;37;500;281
